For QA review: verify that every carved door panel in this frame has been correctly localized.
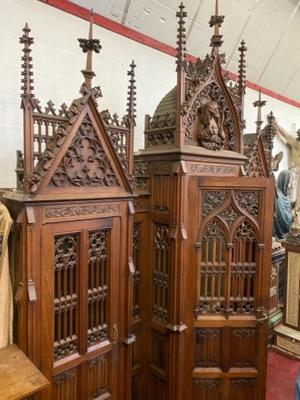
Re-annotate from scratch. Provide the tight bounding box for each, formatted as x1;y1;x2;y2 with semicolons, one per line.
187;177;274;400
41;217;121;400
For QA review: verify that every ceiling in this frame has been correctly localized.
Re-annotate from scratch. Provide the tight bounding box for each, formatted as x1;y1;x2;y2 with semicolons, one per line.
70;0;300;102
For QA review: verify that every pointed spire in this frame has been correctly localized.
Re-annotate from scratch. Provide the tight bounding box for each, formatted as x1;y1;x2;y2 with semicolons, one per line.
126;60;137;126
238;40;247;96
78;10;101;91
19;23;34;100
176;2;187;70
253;90;266;134
209;0;225;51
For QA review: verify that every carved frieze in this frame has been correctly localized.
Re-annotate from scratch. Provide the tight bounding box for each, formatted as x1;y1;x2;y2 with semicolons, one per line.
45;203;120;222
189;163;237;176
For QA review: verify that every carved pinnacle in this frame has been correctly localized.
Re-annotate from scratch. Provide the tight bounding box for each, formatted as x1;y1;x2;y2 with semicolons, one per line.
176;2;187;70
210;0;225;50
19;23;34;99
238;39;247;96
78;10;102;90
253;90;266;134
267;111;276;151
126;60;137;126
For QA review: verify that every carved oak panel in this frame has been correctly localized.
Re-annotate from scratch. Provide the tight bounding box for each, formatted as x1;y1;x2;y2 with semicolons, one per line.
149;375;167;400
87;354;110;399
195;328;221;368
151;331;168;372
230;328;257;368
229;379;256;400
53;368;78;400
194;378;220;400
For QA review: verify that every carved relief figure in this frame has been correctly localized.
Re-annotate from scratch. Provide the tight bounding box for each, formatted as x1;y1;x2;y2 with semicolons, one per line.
196;101;226;151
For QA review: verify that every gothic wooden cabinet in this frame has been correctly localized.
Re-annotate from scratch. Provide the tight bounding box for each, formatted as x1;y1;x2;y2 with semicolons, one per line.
132;3;275;400
5;17;136;400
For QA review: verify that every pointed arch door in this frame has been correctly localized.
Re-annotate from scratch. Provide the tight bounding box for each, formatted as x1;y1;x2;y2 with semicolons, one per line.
187;177;274;400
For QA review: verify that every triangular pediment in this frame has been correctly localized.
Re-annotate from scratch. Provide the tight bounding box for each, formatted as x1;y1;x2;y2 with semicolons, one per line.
244;135;270;178
50;114;120;189
31;97;131;197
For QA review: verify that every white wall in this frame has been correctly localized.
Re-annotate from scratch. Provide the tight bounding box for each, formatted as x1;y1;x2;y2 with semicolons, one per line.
0;0;299;187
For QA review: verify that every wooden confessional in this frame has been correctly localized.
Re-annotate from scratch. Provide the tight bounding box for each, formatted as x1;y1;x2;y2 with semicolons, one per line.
132;2;275;400
4;17;136;400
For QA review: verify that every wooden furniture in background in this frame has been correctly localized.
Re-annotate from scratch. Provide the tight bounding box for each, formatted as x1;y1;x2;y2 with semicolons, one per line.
0;344;49;400
4;14;136;400
268;244;285;345
132;2;275;400
275;239;300;358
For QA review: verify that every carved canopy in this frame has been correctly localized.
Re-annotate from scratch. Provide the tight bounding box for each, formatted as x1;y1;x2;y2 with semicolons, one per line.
144;1;246;153
17;17;136;198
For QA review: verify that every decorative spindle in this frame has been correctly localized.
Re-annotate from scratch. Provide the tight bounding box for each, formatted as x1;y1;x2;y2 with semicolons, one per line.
238;40;247;96
126;60;137;126
19;23;34;100
78;10;101;91
253;90;266;134
209;0;225;51
176;2;187;70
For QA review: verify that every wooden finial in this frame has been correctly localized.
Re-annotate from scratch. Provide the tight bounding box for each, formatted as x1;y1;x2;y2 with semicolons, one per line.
253;90;266;134
238;40;247;96
176;2;187;70
209;0;225;51
19;23;34;100
126;60;137;126
78;10;101;91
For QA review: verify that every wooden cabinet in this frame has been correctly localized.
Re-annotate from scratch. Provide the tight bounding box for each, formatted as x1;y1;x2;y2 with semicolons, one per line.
274;240;300;358
5;17;136;400
132;3;275;399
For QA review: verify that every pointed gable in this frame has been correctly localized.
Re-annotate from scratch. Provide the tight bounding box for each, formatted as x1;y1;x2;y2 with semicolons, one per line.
50;114;120;189
28;96;132;196
244;135;270;178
